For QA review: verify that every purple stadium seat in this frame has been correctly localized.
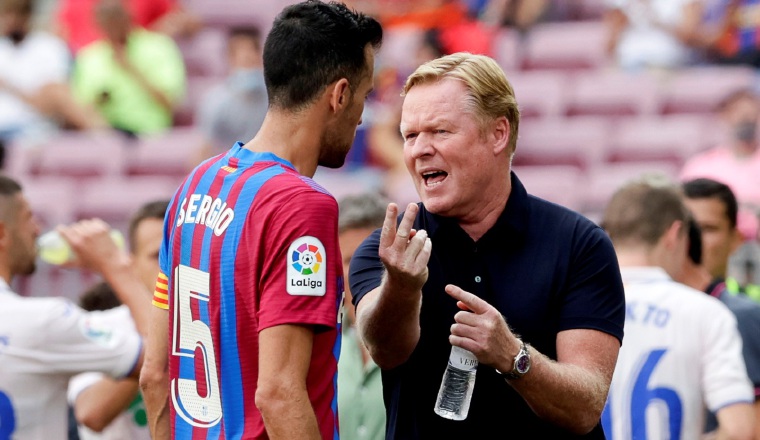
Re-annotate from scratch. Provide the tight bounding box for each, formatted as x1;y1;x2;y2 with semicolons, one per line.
513;117;610;171
175;75;220;127
607;114;711;167
74;176;182;224
658;66;757;114
176;27;228;78
18;176;77;229
125;128;206;179
512;165;585;211
29;131;128;179
522;21;609;70
565;70;660;117
492;28;521;72
508;70;568;119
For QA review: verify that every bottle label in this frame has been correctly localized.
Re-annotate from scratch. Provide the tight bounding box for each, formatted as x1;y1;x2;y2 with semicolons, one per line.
448;346;478;372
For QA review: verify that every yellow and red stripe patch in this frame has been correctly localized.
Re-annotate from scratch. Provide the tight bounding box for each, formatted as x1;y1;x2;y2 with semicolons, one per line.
152;272;169;310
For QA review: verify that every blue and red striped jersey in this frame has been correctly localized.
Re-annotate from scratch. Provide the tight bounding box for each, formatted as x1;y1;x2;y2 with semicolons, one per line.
154;143;343;439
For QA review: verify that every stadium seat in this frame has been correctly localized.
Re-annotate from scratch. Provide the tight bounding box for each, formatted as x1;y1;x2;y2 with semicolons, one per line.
512;165;585;211
492;27;522;72
507;70;569;118
522;21;609;70
175;75;220;127
18;176;77;229
658;66;757;114
512;116;610;171
565;69;660;117
606;114;711;167
176;27;229;78
125;128;206;179
23;131;128;179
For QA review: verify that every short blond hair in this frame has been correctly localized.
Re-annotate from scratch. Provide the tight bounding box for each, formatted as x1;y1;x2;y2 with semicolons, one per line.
402;52;520;154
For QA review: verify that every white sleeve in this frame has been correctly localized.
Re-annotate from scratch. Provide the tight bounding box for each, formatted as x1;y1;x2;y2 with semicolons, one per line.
35;300;142;379
701;300;754;411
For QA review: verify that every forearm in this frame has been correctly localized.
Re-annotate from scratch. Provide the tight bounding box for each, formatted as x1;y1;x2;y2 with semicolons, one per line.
128;69;174;112
508;347;610;434
258;388;320;439
100;260;152;338
716;402;755;440
75;378;139;432
357;275;421;369
140;370;170;440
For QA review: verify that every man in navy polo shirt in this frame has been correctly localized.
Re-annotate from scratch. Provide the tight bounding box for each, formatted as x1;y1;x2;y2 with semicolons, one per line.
349;52;626;438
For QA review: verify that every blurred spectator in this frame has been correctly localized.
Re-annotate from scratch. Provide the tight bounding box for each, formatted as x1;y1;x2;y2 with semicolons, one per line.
337;193;387;440
479;0;551;31
0;0;106;144
71;0;186;136
700;0;760;67
196;25;267;157
679;218;760;438
604;0;704;70
680;88;760;239
68;200;168;439
601;180;754;439
728;240;760;301
56;0;200;53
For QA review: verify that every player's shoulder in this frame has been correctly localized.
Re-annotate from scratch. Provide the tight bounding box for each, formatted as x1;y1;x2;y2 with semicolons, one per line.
261;170;337;206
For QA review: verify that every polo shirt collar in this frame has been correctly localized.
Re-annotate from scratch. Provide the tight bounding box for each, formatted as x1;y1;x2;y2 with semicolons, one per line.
423;171;530;243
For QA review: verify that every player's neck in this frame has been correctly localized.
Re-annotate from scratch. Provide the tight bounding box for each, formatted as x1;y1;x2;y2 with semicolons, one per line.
243;110;321;177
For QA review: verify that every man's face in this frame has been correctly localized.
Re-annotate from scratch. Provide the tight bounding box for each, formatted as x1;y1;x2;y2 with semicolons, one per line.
339;226;375;325
400;78;501;219
131;218;163;292
723;95;760;145
228;35;262;70
6;194;39;277
319;46;375;169
0;10;29;42
684;197;740;279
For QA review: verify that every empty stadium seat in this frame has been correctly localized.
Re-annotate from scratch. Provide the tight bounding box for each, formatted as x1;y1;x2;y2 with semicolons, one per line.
508;70;569;118
522;21;609;70
125;128;206;179
658;66;757;114
513;116;610;170
74;176;182;225
565;69;660;117
512;165;586;210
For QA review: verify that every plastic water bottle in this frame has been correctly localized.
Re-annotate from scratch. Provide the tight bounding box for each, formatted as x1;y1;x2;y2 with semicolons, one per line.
37;229;125;265
434;345;478;421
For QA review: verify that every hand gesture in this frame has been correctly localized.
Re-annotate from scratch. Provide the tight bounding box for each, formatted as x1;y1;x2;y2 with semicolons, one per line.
378;203;432;292
446;284;520;369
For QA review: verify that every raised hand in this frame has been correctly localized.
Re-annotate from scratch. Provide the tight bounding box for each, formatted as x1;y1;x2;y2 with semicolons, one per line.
378;203;432;292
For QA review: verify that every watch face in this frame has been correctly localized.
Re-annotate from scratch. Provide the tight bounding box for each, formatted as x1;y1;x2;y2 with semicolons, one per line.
516;354;530;374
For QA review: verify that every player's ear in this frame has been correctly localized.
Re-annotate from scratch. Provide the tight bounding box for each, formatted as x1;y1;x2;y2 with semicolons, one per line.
328;78;350;113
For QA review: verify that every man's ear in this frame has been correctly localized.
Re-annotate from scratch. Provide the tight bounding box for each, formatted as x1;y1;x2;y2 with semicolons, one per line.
329;78;351;113
663;220;684;250
491;116;510;156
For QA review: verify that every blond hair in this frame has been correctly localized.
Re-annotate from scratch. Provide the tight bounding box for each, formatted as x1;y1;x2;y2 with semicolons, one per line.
402;52;520;154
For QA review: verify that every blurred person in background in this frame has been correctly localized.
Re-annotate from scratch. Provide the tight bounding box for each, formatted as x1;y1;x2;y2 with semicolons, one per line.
337;193;387;440
71;0;186;136
0;174;152;439
601;180;754;440
196;25;267;158
698;0;760;67
604;0;704;70
0;0;106;145
680;217;760;439
68;200;168;440
56;0;200;53
680;88;760;241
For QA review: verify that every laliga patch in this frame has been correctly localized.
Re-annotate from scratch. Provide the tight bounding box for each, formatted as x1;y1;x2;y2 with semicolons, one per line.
287;236;327;296
78;317;117;348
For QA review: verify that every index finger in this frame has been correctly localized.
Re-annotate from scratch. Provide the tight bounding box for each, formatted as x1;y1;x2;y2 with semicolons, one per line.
394;203;418;245
445;284;489;314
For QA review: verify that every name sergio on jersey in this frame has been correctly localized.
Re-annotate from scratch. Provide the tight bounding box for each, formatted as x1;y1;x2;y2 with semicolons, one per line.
175;194;234;236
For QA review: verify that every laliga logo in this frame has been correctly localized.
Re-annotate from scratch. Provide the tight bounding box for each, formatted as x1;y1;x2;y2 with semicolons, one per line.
291;242;324;289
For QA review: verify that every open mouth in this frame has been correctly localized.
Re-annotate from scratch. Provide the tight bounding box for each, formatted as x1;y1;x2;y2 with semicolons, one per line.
422;170;448;187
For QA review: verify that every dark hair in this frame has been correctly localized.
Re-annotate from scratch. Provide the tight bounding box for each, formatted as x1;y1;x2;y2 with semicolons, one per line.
602;182;689;247
687;218;702;265
228;25;262;50
263;0;382;110
79;281;121;311
716;87;758;113
682;178;738;229
128;200;169;252
0;0;33;16
0;174;22;197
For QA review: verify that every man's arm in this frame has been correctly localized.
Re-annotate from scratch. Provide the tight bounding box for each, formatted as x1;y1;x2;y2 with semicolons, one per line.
255;324;320;439
715;402;755;440
140;306;170;440
447;285;619;435
73;377;140;432
355;203;432;369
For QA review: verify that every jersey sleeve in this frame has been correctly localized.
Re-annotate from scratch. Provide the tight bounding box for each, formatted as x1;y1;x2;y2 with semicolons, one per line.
37;301;142;379
257;185;342;331
558;225;626;344
348;228;383;308
702;301;754;411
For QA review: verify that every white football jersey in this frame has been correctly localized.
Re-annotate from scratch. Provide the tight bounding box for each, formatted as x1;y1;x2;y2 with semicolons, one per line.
604;267;753;440
68;305;150;440
0;282;141;440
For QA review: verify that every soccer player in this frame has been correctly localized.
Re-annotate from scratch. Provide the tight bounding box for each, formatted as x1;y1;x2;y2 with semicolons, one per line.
138;1;382;438
0;175;149;439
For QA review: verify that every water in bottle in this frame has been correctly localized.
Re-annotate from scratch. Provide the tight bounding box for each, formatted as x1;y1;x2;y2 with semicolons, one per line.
37;229;125;265
434;345;478;421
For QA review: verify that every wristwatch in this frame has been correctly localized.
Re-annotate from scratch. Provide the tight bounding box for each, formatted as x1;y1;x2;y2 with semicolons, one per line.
497;339;531;380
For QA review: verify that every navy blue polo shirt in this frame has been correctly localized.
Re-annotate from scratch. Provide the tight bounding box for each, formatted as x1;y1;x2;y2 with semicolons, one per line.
349;172;625;439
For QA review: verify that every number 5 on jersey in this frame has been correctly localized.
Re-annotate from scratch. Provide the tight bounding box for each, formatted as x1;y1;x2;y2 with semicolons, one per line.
171;264;223;427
